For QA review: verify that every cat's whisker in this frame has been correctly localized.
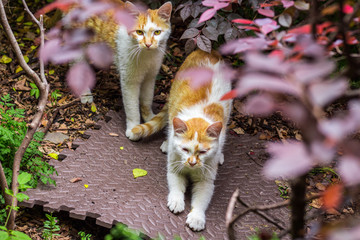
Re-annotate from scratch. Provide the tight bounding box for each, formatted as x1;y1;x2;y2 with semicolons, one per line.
128;46;140;61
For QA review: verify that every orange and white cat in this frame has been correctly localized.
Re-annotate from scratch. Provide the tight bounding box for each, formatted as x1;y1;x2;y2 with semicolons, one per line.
130;50;233;231
81;1;172;139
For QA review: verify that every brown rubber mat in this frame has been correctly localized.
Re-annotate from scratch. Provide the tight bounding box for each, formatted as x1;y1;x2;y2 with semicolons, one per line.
21;111;289;239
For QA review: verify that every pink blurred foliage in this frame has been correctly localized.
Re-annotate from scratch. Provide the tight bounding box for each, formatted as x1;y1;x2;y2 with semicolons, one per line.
66;61;95;97
257;8;275;18
86;43;113;69
329;225;360;240
263;141;313;178
178;67;214;89
198;0;230;23
281;0;294;8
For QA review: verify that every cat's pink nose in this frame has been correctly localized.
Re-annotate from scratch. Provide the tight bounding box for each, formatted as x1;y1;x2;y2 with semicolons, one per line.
145;43;152;48
189;162;196;167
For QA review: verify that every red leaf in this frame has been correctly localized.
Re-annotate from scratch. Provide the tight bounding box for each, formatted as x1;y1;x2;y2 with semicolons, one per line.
260;2;281;7
288;24;311;34
322;184;343;210
198;8;217;23
35;0;74;17
258;8;275;17
317;21;332;32
237;25;260;31
220;89;237;101
232;19;254;25
343;4;354;14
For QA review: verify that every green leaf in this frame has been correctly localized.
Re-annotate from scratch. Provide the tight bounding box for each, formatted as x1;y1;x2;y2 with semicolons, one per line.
1;55;12;64
18;172;32;184
23;22;33;26
16;192;29;202
5;188;14;197
91;103;97;113
49;69;55;75
30;82;37;89
11;230;32;240
16;15;24;22
132;168;147;179
24;56;29;63
0;231;8;239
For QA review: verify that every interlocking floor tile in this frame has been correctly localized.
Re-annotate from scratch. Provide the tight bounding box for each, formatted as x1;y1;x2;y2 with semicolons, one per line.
21;111;289;239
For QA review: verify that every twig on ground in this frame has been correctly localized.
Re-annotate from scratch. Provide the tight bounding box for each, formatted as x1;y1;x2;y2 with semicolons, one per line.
42;99;81;135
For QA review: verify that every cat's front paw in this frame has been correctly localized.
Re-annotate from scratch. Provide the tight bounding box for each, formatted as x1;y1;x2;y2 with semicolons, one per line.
126;128;141;141
167;192;185;214
80;88;93;104
186;210;206;231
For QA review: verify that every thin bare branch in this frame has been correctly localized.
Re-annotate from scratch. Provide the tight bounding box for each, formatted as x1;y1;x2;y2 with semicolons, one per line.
0;162;11;205
226;191;322;239
0;0;50;229
237;197;286;230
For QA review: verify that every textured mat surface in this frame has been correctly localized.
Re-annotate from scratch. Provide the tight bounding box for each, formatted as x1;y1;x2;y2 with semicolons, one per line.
21;111;289;239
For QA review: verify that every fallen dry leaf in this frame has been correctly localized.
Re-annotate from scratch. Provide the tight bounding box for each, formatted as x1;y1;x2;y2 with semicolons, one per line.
259;133;271;140
294;130;302;141
69;177;82;183
309;198;323;209
14;78;31;91
58;123;68;134
315;183;326;191
233;127;245;135
109;132;119;137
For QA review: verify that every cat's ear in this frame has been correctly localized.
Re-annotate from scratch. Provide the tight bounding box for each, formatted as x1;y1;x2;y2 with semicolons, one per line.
206;122;222;138
125;1;141;16
173;117;187;134
158;2;172;21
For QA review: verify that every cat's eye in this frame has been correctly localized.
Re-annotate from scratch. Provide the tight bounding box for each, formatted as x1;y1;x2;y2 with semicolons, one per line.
199;150;208;154
154;30;161;35
182;148;189;153
136;30;144;35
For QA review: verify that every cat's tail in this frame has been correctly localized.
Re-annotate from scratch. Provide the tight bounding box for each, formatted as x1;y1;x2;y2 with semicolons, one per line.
128;104;168;141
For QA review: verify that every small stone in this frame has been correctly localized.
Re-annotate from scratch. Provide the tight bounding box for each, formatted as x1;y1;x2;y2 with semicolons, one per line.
44;132;69;144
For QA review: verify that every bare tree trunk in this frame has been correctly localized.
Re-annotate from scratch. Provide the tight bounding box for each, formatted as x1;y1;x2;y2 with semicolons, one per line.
0;0;49;230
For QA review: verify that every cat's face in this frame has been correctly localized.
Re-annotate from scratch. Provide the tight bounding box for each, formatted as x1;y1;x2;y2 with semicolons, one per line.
172;118;222;169
128;2;172;50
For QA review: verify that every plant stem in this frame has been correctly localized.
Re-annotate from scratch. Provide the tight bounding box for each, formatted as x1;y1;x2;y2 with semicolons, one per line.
290;174;307;239
0;162;11;205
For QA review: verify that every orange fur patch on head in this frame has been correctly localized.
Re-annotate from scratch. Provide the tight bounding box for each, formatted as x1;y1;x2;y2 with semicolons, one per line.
182;118;213;142
149;9;170;29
